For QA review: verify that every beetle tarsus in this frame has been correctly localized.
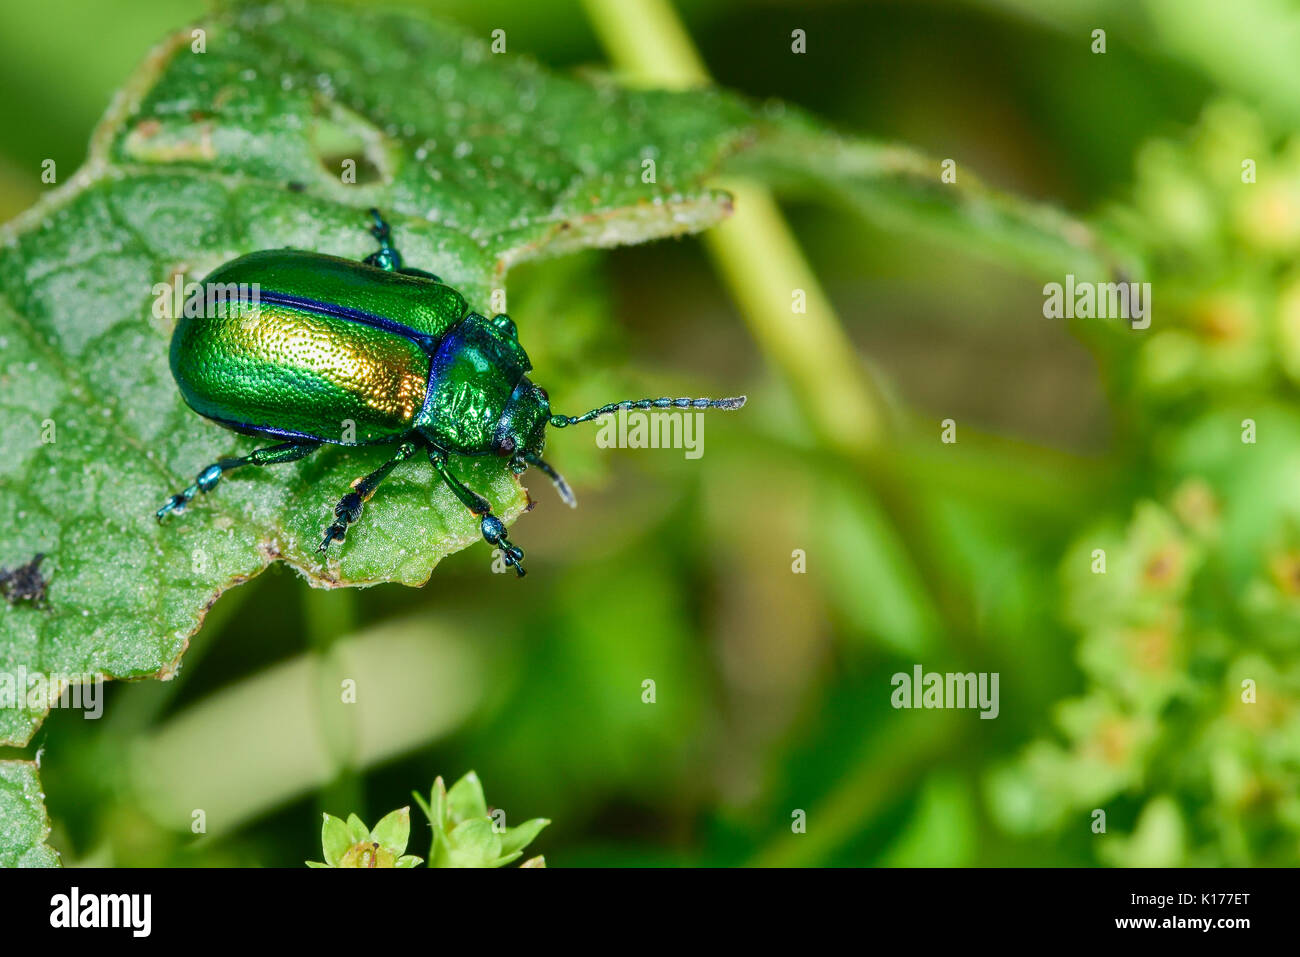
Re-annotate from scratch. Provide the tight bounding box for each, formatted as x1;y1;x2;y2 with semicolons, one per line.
156;490;195;521
157;444;321;523
317;445;420;558
319;492;365;553
318;523;348;553
481;515;526;577
156;462;225;521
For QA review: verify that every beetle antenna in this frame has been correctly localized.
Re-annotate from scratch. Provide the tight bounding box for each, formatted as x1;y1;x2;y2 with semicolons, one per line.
524;453;576;507
549;395;746;428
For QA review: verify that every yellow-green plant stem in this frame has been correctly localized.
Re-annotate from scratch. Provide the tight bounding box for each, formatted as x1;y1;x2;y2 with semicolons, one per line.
130;615;486;838
304;587;363;819
581;0;886;457
583;0;984;683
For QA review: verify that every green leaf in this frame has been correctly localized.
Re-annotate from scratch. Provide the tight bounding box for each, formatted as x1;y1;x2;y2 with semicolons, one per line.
429;831;451;870
321;812;353;868
0;0;1116;756
444;817;501;869
0;761;60;867
445;770;488;822
430;776;448;829
369;806;410;855
410;789;434;828
499;816;550;858
0;674;74;754
728;118;1127;279
418;775;451;865
416;771;547;866
344;812;370;846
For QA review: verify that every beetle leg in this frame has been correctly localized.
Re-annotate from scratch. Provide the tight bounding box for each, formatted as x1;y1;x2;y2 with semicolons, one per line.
427;449;527;577
363;209;444;281
318;441;420;553
362;208;403;271
157;441;321;520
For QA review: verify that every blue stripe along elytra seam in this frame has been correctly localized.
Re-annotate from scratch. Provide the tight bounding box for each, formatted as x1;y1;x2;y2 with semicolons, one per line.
249;290;447;349
206;413;339;445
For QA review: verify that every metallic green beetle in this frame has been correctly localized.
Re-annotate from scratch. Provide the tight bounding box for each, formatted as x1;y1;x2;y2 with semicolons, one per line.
158;209;746;576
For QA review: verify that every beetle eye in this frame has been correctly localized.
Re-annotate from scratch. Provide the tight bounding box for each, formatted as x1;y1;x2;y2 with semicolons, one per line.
498;435;517;455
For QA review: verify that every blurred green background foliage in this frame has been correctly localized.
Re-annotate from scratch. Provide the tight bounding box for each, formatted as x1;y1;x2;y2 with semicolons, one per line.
3;0;1298;866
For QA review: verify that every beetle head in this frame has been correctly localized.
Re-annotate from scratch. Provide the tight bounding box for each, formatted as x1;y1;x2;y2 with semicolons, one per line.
492;380;575;506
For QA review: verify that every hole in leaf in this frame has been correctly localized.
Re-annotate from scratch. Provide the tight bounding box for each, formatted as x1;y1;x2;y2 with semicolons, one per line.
311;104;390;187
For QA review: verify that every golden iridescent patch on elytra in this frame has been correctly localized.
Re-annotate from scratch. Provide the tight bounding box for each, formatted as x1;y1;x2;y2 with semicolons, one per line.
245;305;428;422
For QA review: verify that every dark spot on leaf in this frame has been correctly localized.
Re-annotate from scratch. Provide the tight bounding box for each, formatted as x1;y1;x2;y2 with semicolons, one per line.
287;180;306;193
0;553;50;609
